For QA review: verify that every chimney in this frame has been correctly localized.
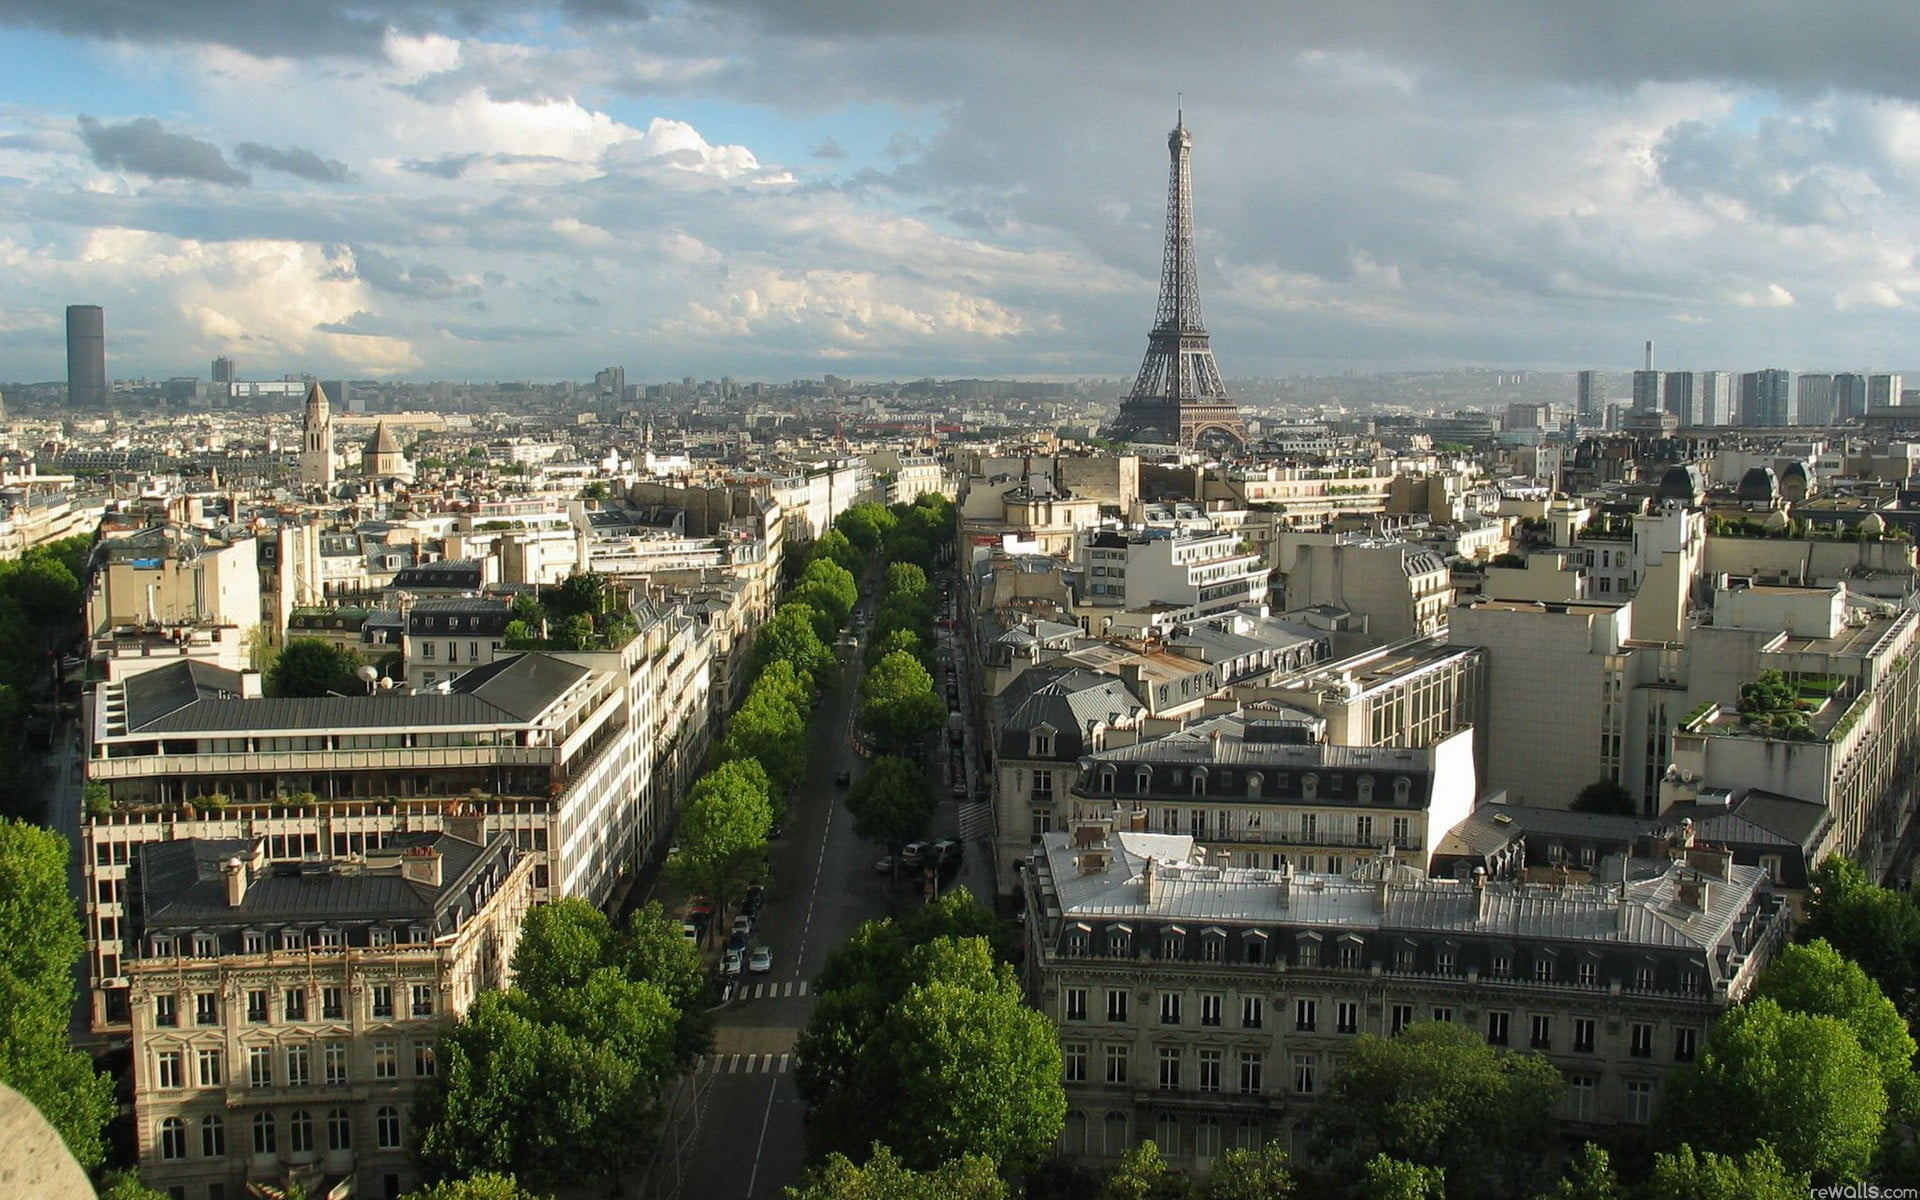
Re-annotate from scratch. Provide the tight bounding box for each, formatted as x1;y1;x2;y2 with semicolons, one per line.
1143;857;1158;904
1684;845;1733;882
1472;866;1487;921
401;844;443;888
1678;818;1696;851
1644;339;1654;372
223;856;248;908
1278;861;1292;909
1375;878;1391;914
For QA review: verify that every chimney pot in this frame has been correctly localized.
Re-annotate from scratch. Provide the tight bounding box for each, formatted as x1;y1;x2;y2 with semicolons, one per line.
223;856;248;908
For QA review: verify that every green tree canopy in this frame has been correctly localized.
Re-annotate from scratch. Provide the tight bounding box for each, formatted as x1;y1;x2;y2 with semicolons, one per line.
545;573;608;621
1802;854;1920;1014
668;759;775;913
0;818;114;1168
1101;1140;1186;1200
509;899;615;1009
834;503;898;557
1643;1144;1809;1200
785;1144;1004;1200
1308;1021;1563;1198
1;552;80;630
753;604;836;681
1197;1144;1295;1200
1659;997;1886;1181
616;901;713;1062
883;561;929;602
859;651;944;754
1358;1156;1445;1200
1533;1143;1620;1200
1569;777;1634;815
97;1171;170;1200
400;1172;552;1200
1751;938;1920;1124
798;558;859;624
718;688;809;796
811;529;865;576
267;637;365;697
845;755;935;853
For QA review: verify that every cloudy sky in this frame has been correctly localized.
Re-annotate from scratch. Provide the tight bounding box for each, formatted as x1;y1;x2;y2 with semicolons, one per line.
1;2;1917;383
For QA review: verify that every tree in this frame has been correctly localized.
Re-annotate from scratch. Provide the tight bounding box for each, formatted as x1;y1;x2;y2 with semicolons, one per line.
1198;1144;1295;1200
1751;939;1920;1124
811;529;865;577
546;573;608;621
83;779;112;819
0;819;114;1169
2;553;80;630
867;628;932;674
1570;777;1634;815
785;1144;1004;1200
859;651;944;754
798;558;859;626
98;1171;169;1200
616;901;713;1062
401;1174;552;1200
509;898;614;1009
883;561;929;602
266;637;365;697
1534;1143;1620;1200
1659;998;1885;1181
834;503;897;557
1802;855;1920;1014
1358;1156;1445;1200
668;759;775;915
719;689;808;796
1308;1021;1563;1198
846;756;935;855
1102;1140;1186;1200
753;604;836;681
1643;1144;1809;1200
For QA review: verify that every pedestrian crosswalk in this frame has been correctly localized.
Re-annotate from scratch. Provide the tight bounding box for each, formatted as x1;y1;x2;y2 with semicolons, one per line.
696;1053;791;1076
958;801;994;842
733;980;809;1000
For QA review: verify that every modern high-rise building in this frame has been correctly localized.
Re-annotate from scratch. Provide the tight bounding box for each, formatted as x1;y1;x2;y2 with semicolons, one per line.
1575;370;1609;422
1741;369;1793;426
1833;373;1868;422
210;356;235;385
1698;371;1733;426
1105;114;1247;451
1630;341;1661;411
1870;373;1904;409
66;304;106;407
1662;372;1699;425
1796;373;1836;426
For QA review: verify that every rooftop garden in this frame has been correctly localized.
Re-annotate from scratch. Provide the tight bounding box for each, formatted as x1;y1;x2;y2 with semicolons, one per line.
1730;669;1846;742
1705;513;1909;542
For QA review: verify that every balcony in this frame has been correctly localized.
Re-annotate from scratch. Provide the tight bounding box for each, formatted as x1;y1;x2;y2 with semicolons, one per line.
89;744;554;781
1192;828;1420;852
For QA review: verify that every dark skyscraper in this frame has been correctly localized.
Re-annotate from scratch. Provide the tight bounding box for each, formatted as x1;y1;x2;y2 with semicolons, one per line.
65;304;105;407
1741;368;1793;427
210;356;235;385
1104;113;1246;451
1575;370;1608;421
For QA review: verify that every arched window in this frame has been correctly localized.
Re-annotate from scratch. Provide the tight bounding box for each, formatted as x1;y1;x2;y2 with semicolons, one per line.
1135;768;1152;794
1099;769;1115;794
159;1117;187;1161
1063;1110;1087;1155
200;1114;225;1158
1191;769;1208;796
251;1111;276;1155
1302;774;1319;802
1394;776;1412;805
1357;776;1374;803
326;1108;352;1151
1246;772;1263;798
376;1106;402;1150
288;1109;314;1155
1103;1111;1130;1156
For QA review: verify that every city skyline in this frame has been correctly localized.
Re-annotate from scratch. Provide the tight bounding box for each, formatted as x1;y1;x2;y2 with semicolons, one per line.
2;4;1919;382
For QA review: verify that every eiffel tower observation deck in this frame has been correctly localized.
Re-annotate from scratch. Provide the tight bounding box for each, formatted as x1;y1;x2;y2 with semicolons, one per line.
1105;114;1249;453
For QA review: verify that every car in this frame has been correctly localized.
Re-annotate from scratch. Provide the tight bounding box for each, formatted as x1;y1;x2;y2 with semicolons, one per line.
873;855;896;874
742;884;766;915
680;921;701;943
748;945;773;974
835;770;852;786
951;780;968;798
726;930;749;954
721;948;744;975
932;838;963;864
731;914;754;939
900;841;931;866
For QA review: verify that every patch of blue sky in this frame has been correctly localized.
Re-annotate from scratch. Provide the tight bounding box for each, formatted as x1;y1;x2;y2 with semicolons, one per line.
0;31;179;119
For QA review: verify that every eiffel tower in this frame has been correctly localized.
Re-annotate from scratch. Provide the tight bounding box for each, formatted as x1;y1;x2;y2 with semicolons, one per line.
1105;113;1248;452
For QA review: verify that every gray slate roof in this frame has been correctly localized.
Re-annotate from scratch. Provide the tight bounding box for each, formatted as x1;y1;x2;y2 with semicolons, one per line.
995;666;1143;761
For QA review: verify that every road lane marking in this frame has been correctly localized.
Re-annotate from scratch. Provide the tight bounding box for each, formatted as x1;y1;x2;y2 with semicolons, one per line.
744;1072;780;1196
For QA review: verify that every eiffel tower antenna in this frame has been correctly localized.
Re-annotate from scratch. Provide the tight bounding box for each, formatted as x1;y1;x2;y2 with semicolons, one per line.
1104;109;1247;452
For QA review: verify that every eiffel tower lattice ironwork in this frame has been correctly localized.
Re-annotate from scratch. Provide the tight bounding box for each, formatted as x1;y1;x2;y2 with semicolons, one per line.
1105;113;1247;452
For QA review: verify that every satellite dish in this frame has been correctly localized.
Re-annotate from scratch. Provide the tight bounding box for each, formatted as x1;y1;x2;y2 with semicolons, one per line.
356;665;379;683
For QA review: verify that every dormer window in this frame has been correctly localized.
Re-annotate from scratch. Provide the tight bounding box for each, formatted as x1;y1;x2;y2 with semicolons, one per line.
1099;769;1116;794
279;930;304;952
1394;777;1413;805
191;933;217;959
1247;773;1263;798
1030;727;1054;758
1135;768;1152;794
1357;777;1374;804
1107;925;1133;957
1302;774;1319;803
1191;769;1208;796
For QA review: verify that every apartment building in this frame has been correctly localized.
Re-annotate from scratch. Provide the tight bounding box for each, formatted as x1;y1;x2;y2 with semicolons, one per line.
1077;527;1272;621
127;829;536;1200
1278;538;1452;641
1067;708;1477;874
1024;826;1785;1171
404;597;513;688
87;526;261;638
1260;636;1486;755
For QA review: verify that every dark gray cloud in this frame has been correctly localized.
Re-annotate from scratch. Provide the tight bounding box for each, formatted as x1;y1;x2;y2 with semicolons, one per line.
810;138;847;160
76;115;248;185
233;141;355;183
400;151;569;179
348;246;481;299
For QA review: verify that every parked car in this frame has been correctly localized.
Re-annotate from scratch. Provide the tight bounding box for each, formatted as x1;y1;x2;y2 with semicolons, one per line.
932;838;963;865
726;930;749;954
768;820;786;840
742;884;766;915
722;948;744;975
951;779;967;798
731;914;754;939
748;945;773;974
873;855;896;874
900;841;931;867
835;770;852;786
680;921;701;944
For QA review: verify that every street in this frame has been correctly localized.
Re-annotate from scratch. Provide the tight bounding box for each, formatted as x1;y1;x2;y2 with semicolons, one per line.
648;578;996;1200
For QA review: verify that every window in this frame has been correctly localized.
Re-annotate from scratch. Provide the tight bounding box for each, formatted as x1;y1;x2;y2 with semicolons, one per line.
414;1042;438;1077
1339;941;1362;970
1239;1051;1264;1095
1244;937;1265;965
1154;1114;1180;1158
326;1109;352;1151
154;994;178;1027
421;640;435;659
1391;815;1410;846
284;988;307;1022
286;1043;311;1087
197;1048;223;1087
1625;1081;1654;1124
1159;932;1182;959
1490;953;1511;978
156;1050;183;1090
252;1112;277;1155
1157;1047;1181;1090
374;1041;398;1079
1159;992;1181;1025
1634;965;1655;991
248;1046;273;1087
1295;999;1317;1032
1578;960;1598;988
192;933;217;958
201;1114;225;1158
1198;1049;1222;1093
322;987;344;1020
1292;1054;1315;1095
1296;939;1319;968
1674;1028;1698;1062
1630;1023;1654;1058
1390;1004;1413;1035
1196;1116;1221;1163
371;985;394;1019
1573;1018;1596;1054
1202;935;1223;963
1106;989;1128;1023
1336;1001;1359;1035
1200;994;1222;1027
1241;996;1263;1030
1529;1015;1552;1050
246;990;268;1023
1435;947;1455;975
1566;1074;1595;1121
1430;1006;1454;1024
1486;1011;1510;1046
243;931;267;955
323;1042;347;1085
288;1110;314;1155
1104;1044;1129;1085
195;992;219;1025
1534;957;1555;983
1064;1043;1087;1083
376;1107;402;1151
1064;988;1087;1022
1104;1112;1129;1156
159;1117;187;1161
